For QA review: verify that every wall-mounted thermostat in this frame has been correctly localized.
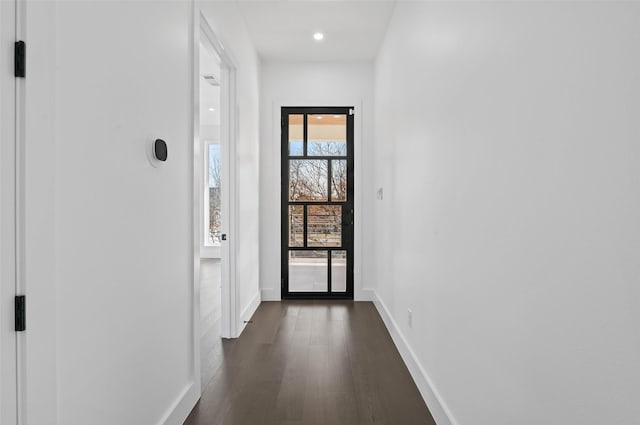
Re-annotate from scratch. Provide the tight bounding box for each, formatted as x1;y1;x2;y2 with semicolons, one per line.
154;139;168;161
147;138;168;167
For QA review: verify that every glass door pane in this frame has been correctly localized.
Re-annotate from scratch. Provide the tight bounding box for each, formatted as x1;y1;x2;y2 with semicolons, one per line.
288;114;304;155
288;251;328;292
288;205;303;247
307;205;341;247
289;160;328;201
331;251;347;293
206;143;222;245
307;114;347;156
331;159;347;202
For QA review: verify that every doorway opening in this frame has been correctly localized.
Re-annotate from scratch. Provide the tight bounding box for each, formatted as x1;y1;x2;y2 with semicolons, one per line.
198;37;224;387
194;13;239;392
281;107;355;299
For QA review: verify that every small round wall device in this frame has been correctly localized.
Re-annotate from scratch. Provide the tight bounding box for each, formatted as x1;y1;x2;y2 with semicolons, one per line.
154;139;168;162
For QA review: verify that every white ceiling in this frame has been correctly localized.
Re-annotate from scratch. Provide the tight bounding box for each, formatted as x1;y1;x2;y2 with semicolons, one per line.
235;1;396;62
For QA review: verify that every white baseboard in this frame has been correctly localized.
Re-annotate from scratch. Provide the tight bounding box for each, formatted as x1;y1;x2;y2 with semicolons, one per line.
372;291;458;425
238;290;262;336
159;381;200;425
260;287;280;301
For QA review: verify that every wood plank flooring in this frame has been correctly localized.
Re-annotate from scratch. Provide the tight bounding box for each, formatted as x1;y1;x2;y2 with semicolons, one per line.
185;298;436;425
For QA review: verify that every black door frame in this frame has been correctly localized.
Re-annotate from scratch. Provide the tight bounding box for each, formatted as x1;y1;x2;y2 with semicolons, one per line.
281;106;354;299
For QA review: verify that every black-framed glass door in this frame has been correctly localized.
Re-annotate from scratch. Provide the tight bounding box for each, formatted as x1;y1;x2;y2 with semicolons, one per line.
281;107;354;299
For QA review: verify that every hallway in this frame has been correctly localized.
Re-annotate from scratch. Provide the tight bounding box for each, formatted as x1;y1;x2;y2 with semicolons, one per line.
4;1;640;424
185;301;436;425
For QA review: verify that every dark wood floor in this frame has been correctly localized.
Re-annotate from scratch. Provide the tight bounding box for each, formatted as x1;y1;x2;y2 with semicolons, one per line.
185;299;436;425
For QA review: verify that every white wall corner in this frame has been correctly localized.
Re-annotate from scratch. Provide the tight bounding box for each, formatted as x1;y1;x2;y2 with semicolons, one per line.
159;382;200;425
238;290;262;336
372;291;458;425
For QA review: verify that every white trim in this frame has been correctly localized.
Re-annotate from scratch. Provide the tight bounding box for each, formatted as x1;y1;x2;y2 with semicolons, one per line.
238;291;261;335
159;382;200;425
195;13;239;341
269;99;366;301
372;291;458;425
189;0;202;410
0;0;18;423
187;10;241;423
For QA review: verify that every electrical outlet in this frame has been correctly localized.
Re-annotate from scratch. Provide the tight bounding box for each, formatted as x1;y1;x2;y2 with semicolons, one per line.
408;309;413;328
377;187;384;200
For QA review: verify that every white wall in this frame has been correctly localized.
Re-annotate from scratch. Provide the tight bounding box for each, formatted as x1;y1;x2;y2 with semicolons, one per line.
200;1;262;326
259;62;375;301
372;3;640;425
19;1;261;424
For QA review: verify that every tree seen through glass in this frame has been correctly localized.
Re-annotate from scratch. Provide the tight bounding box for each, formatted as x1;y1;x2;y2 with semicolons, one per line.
288;140;347;248
208;144;221;245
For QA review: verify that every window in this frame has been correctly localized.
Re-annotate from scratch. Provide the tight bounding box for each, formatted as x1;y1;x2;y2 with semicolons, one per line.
204;142;221;246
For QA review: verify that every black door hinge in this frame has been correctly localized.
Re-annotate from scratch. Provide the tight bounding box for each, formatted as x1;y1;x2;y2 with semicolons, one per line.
15;41;25;78
15;295;26;332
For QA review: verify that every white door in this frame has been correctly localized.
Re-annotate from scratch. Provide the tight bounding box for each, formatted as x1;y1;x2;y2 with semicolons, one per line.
22;3;199;424
0;0;18;423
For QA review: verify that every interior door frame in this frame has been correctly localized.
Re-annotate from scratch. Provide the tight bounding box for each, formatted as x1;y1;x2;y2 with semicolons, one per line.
280;106;355;300
191;9;240;395
0;0;18;423
199;12;239;339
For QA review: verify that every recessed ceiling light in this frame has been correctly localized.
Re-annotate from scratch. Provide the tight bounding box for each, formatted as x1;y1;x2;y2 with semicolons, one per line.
313;32;324;41
209;108;215;112
316;116;323;120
